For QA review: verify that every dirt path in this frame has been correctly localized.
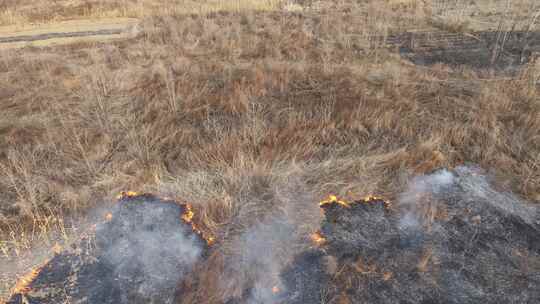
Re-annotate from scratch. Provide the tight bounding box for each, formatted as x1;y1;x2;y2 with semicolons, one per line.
0;18;139;49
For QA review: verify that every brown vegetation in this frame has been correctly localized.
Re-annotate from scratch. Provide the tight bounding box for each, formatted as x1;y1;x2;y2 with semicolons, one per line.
1;0;540;301
0;0;283;26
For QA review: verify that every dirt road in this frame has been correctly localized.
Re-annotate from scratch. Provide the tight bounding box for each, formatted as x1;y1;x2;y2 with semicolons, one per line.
0;18;139;49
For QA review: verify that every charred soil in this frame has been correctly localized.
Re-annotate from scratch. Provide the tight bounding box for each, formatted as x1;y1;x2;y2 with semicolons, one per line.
280;168;540;304
7;194;210;304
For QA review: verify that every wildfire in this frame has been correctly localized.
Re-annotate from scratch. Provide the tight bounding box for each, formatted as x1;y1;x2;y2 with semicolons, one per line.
11;268;41;295
11;241;65;296
310;231;326;246
319;195;350;208
319;194;391;209
363;195;381;202
116;191;139;200
180;203;215;246
362;195;392;209
114;193;215;246
206;236;216;245
181;204;195;223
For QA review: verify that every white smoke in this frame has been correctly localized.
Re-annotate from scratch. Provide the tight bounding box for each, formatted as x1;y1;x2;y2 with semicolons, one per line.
224;176;321;304
241;216;294;304
397;168;455;230
391;166;540;303
397;165;539;242
398;169;455;206
98;198;203;304
453;166;538;224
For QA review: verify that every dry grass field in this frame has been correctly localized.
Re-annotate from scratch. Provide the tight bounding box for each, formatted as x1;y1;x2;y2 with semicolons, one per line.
0;0;283;26
1;0;540;302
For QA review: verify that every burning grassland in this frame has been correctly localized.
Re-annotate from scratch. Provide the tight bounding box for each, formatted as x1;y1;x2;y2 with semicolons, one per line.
1;0;540;302
280;167;540;304
6;193;212;304
2;6;540;298
5;167;540;304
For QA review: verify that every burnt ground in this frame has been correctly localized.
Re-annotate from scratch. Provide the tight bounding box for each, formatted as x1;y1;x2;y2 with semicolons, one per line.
280;167;540;304
386;30;540;71
6;194;208;304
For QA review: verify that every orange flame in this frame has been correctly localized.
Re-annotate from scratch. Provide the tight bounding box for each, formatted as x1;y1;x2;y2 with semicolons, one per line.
114;192;215;246
319;195;350;208
310;231;326;245
116;191;139;200
11;240;66;296
206;236;216;245
272;286;280;294
363;195;381;202
180;203;215;246
362;195;392;209
181;204;195;223
11;267;42;295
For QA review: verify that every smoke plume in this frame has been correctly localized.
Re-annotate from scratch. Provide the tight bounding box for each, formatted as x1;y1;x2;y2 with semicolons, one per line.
398;165;538;229
279;165;540;304
222;176;321;304
97;196;203;303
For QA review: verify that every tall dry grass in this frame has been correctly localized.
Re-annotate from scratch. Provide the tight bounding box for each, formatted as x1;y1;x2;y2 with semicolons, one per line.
1;0;540;301
0;0;284;26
